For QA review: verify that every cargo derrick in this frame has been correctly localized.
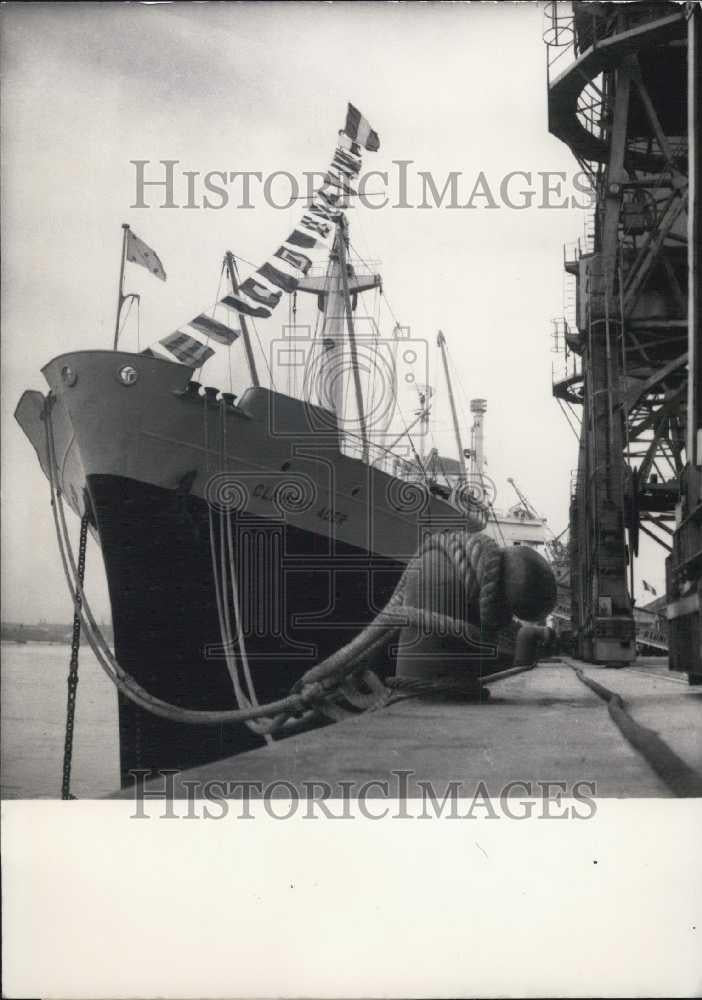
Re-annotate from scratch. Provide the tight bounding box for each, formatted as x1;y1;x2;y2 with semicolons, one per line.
544;2;692;665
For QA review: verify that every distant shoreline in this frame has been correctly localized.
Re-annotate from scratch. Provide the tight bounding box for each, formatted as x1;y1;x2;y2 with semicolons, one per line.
2;626;113;645
2;638;72;645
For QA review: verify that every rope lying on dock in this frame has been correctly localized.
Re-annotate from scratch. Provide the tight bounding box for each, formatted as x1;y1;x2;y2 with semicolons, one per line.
43;394;522;738
572;666;702;798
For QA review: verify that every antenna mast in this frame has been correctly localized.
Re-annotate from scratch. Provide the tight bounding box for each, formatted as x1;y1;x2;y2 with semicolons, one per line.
437;330;467;478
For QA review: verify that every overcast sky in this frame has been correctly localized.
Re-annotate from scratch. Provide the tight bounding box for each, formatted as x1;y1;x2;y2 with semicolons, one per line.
1;1;665;623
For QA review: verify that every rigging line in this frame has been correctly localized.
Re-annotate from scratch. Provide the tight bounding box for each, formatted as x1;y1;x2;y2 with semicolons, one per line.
370;311;388;438
226;251;261;272
436;339;473;474
313;243;341;410
348;213;380;278
433;440;455;488
341;232;375;441
486;500;508;547
346;236;374;269
556;397;581;441
117;294;136;340
198;265;227;377
429;430;448;486
247;315;276;391
348;240;383;285
564;399;582;427
136;297;141;353
394;395;430;485
213;259;226;313
213;266;235;394
506;480;555;541
382;338;429;482
347;243;400;330
333;237;356;432
378;284;402;331
442;336;472;418
444;339;473;422
351;304;378;444
195;356;207;381
348;239;403;328
312;236;341;407
192;269;227;382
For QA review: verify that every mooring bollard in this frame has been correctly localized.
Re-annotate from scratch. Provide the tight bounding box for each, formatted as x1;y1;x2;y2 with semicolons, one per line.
394;539;488;694
394;533;557;694
513;624;555;666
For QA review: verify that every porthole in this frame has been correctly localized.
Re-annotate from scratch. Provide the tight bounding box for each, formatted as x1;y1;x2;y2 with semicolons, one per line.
61;365;77;387
117;364;139;386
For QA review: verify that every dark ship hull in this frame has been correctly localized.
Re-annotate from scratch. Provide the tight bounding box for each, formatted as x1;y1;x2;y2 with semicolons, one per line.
91;472;404;778
16;350;485;786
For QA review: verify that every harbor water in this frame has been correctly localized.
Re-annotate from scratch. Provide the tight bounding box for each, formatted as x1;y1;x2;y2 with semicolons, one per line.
1;641;119;798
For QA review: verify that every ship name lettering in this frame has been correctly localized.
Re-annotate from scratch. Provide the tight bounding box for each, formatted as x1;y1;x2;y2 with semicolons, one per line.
253;483;277;502
317;506;348;526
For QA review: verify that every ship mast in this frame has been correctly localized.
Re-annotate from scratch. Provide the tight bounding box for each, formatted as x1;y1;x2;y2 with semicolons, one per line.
437;330;467;479
225;251;260;387
469;398;487;483
296;214;381;461
337;218;369;463
113;224;129;350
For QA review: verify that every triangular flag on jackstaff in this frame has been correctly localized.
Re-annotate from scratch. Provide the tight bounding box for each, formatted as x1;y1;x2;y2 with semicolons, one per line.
125;228;167;281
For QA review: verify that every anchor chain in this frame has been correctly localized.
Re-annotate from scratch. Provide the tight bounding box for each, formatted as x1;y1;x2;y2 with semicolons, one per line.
61;510;89;800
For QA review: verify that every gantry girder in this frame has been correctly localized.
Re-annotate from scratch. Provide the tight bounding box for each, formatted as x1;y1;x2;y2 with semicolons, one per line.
545;1;691;664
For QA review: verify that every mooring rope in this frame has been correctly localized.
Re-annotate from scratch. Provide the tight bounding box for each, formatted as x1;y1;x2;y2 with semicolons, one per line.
43;394;508;736
206;395;274;741
571;666;702;798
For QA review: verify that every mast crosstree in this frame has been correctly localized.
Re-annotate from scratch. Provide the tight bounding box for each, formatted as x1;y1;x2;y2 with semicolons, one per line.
297;216;381;460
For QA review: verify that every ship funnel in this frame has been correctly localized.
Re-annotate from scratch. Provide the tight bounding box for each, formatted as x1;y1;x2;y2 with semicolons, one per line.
469;398;487;481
